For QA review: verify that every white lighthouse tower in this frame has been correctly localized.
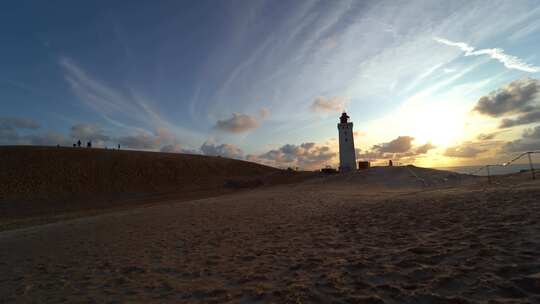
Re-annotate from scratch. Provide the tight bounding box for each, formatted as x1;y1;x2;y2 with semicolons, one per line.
338;112;357;172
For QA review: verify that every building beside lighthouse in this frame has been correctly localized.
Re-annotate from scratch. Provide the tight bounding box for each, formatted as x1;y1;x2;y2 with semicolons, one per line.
337;112;357;172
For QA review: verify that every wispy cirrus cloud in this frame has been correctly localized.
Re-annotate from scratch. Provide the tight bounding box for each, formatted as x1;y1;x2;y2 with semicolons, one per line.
60;57;182;134
0;117;40;130
70;123;110;143
117;132;162;150
184;1;540;157
0;116;70;146
60;57;202;149
434;37;540;73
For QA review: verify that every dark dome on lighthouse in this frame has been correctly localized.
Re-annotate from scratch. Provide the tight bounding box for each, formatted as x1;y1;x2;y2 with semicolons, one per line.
339;112;350;124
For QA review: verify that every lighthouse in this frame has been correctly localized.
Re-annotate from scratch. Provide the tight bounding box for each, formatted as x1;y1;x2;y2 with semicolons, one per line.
338;112;357;172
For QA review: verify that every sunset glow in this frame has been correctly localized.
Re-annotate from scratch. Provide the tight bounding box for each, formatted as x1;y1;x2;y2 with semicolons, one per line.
2;1;540;170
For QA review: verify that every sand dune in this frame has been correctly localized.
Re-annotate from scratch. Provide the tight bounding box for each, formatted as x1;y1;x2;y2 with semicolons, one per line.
1;167;539;302
314;165;479;189
0;146;279;202
0;146;313;230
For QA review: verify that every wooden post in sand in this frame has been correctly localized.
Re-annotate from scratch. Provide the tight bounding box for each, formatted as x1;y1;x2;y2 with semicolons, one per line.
486;165;491;184
527;152;536;180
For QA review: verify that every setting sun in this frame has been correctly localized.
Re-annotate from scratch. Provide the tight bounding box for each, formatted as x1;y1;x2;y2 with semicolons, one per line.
405;102;467;148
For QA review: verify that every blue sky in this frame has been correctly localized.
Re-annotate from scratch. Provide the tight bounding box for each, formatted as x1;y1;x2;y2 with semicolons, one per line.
2;1;540;169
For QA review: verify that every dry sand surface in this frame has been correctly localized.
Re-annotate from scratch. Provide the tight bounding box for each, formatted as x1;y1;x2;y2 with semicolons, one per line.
1;172;540;303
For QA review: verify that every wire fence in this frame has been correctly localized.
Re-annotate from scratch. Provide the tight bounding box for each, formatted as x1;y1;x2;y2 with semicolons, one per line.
468;151;539;183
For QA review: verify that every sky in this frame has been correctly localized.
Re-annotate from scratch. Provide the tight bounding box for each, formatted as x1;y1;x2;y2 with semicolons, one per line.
2;0;540;170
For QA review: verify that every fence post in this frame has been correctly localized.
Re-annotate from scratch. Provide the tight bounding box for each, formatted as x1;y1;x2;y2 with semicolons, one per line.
527;152;536;180
486;165;491;184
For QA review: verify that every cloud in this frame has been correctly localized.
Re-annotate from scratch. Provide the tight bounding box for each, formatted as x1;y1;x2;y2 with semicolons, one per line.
154;128;177;145
249;142;336;170
310;96;347;113
191;0;540;128
60;57;201;146
477;131;505;141
414;142;437;154
200;141;244;159
444;142;486;158
160;144;183;153
0;129;19;143
160;139;199;154
160;144;201;154
503;140;540;152
499;111;540;128
60;57;137;122
355;149;384;161
503;139;540;153
214;113;260;133
117;132;161;150
353;131;366;138
434;37;540;73
474;78;540;117
115;127;185;151
357;136;434;162
0;129;68;146
374;136;414;153
24;132;69;146
523;126;540;139
473;78;540;128
0;117;68;146
70;123;110;143
0;117;40;130
502;125;540;152
0;115;187;152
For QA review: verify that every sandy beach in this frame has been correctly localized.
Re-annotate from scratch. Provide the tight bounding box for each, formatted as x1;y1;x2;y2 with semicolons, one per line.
1;173;539;303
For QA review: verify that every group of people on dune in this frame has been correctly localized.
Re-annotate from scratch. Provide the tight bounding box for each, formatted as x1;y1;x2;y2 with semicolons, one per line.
70;140;121;150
